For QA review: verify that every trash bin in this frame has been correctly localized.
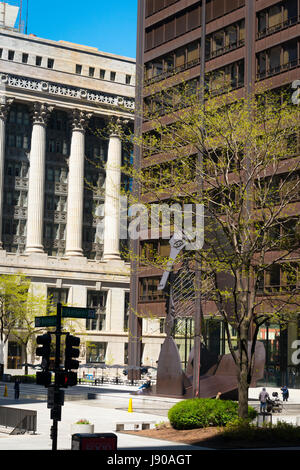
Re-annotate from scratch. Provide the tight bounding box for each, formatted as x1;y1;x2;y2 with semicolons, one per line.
71;433;117;450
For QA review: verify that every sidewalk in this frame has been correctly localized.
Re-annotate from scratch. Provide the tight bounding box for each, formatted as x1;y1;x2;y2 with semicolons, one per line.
0;391;208;451
1;384;300;451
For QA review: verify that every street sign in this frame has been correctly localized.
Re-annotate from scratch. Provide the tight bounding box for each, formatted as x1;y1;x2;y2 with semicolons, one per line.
62;306;96;319
35;316;57;327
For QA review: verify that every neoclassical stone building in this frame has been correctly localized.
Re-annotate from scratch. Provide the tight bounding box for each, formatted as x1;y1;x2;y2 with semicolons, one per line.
0;25;137;374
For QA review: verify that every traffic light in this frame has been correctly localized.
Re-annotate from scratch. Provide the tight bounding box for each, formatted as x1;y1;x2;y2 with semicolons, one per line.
55;370;78;388
36;332;52;370
64;333;80;370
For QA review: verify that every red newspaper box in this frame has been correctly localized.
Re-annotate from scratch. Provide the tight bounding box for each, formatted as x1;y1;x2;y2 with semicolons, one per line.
71;433;117;450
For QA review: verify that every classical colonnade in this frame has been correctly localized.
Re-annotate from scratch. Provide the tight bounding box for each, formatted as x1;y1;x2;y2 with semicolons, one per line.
0;98;122;261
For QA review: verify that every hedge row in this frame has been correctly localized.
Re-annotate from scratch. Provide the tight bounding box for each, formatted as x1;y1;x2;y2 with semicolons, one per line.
168;398;257;430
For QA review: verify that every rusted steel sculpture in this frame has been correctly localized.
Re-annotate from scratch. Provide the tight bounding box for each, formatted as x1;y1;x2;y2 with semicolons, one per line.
154;235;266;399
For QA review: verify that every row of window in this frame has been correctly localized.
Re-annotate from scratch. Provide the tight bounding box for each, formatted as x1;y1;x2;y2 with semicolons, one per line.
257;0;298;39
257;39;298;80
145;19;245;84
145;2;201;51
257;263;300;293
144;37;299;117
75;63;132;84
6;136;108;165
144;59;245;118
0;48;133;84
145;0;245;22
144;1;298;83
146;0;179;17
0;48;54;68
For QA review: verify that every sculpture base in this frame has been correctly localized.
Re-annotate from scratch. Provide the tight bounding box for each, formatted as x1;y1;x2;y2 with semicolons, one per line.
156;337;184;397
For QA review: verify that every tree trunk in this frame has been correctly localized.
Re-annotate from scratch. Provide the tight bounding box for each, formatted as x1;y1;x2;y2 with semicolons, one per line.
237;326;250;419
238;364;249;419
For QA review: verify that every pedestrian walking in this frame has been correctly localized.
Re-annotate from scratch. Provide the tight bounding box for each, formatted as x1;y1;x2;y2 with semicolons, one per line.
14;379;20;400
281;385;289;402
258;387;270;413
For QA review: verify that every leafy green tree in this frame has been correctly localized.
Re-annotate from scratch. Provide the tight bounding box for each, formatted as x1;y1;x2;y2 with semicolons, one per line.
121;80;300;418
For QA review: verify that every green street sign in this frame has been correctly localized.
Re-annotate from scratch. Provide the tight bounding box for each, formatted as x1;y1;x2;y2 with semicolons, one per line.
62;306;96;319
35;316;57;327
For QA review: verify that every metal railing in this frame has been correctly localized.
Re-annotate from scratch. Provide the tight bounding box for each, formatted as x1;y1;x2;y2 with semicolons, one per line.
256;58;299;80
0;407;37;434
144;57;201;87
206;39;245;61
257;15;300;40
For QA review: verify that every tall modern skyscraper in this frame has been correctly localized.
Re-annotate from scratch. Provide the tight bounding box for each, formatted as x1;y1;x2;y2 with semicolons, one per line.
130;0;300;390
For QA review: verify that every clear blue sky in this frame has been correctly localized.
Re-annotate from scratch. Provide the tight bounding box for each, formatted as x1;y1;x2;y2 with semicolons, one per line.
23;0;138;58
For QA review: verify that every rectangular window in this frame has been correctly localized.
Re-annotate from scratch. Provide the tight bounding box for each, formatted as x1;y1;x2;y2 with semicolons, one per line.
22;53;28;63
16;135;22;148
187;41;199;63
76;64;82;74
47;288;69;313
89;67;95;77
47;58;54;68
124;291;130;331
86;341;107;363
36;56;42;66
23;135;29;149
110;71;116;81
100;69;106;79
86;290;107;331
268;5;282;28
175;47;185;67
8;134;15;147
7;341;22;369
8;50;14;60
126;74;131;84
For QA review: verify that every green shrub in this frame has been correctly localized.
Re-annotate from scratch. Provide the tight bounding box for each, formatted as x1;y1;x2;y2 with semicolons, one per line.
222;420;300;443
168;398;257;430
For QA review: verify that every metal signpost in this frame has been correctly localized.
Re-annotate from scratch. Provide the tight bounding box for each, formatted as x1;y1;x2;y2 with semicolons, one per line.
34;303;96;450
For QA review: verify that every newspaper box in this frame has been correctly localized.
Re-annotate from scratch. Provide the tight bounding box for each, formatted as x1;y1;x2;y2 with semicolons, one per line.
71;433;117;450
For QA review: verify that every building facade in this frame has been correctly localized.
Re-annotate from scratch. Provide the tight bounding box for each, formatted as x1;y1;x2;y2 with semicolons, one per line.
130;0;300;388
0;14;137;374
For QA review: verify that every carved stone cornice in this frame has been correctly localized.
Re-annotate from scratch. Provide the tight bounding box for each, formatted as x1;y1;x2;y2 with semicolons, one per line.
32;102;54;126
0;96;14;121
0;73;135;110
70;109;92;132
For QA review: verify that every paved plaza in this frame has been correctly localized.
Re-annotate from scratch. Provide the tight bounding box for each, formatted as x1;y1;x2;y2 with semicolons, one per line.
0;382;208;451
1;382;300;451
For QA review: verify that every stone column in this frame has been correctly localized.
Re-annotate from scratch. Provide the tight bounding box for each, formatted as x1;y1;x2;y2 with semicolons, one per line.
65;109;91;257
0;97;13;248
102;119;123;261
26;102;53;254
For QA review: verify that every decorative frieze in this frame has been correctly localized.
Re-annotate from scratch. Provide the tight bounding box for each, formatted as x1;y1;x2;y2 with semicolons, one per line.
0;73;135;110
